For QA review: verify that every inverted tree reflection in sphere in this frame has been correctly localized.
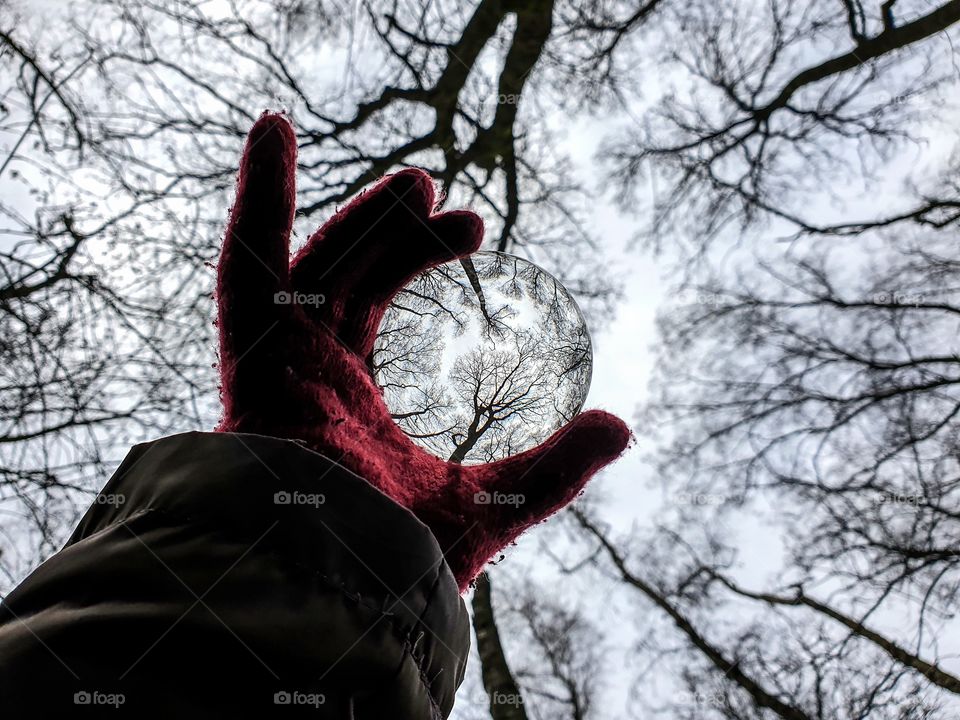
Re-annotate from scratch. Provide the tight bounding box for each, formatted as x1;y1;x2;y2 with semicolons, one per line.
373;251;592;465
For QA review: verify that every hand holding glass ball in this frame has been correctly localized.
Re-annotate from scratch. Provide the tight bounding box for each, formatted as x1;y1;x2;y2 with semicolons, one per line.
216;114;630;589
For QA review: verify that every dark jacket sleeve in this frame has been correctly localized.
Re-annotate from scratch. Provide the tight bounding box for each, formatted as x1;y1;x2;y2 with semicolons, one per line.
0;431;470;719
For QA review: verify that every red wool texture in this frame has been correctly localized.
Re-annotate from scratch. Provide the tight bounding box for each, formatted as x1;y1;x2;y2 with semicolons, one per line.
215;112;631;591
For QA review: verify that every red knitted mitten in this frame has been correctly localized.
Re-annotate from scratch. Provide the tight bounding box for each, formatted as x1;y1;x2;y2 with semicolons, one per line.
215;113;631;590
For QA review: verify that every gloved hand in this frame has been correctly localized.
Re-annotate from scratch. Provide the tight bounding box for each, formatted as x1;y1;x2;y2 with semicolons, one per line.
215;112;631;590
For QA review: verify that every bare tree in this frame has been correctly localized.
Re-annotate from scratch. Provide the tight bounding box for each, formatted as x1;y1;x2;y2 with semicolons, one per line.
647;231;960;635
508;578;603;720
472;572;530;720
535;1;960;717
468;568;605;720
0;19;217;583
616;174;960;715
607;0;960;255
570;506;947;719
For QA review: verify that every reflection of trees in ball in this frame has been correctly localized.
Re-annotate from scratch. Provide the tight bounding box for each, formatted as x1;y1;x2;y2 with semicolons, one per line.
448;332;552;464
373;252;591;465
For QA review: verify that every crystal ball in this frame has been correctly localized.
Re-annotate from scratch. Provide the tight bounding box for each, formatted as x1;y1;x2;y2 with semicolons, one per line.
373;251;593;464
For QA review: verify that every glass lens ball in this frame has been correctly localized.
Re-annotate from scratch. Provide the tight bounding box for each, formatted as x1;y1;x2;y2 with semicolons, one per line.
373;251;593;464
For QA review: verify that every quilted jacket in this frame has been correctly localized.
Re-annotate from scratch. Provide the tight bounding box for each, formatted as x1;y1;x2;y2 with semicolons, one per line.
0;431;470;718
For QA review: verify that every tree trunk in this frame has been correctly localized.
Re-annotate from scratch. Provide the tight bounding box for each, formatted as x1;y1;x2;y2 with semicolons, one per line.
471;572;529;720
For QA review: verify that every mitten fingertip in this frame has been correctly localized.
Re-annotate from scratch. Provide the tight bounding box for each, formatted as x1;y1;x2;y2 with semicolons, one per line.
378;168;436;217
243;112;297;170
427;210;485;259
570;409;632;464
